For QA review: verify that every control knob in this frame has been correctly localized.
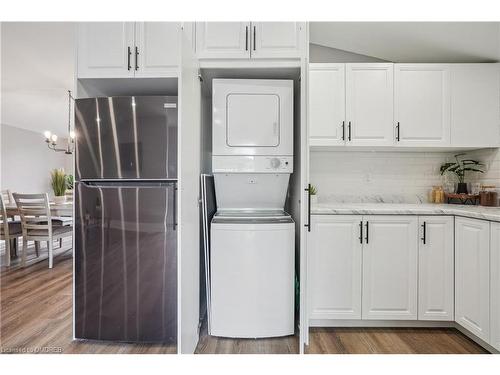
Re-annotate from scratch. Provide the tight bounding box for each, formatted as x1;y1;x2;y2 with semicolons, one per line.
270;158;281;169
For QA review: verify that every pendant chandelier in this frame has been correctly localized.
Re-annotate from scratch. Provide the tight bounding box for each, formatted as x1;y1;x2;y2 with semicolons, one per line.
44;90;75;154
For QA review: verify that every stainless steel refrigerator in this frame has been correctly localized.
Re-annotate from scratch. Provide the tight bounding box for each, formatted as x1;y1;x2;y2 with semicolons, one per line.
74;96;177;344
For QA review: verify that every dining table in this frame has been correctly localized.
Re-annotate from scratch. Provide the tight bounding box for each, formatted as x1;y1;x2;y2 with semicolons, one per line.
5;201;73;218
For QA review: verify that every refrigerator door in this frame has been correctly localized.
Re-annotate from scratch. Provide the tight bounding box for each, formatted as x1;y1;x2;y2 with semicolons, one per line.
74;181;177;343
75;96;177;180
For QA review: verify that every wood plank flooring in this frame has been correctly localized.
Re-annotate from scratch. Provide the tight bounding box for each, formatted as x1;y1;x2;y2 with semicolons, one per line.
0;240;176;354
195;321;299;354
306;327;489;354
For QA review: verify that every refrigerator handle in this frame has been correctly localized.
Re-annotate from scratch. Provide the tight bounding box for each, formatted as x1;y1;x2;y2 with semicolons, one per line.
173;184;177;231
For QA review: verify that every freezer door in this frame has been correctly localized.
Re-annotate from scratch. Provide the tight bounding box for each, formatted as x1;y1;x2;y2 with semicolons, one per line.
74;181;177;343
75;96;177;180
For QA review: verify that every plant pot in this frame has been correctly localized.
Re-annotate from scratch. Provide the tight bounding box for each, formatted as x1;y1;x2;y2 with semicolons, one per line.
456;182;468;194
53;195;67;204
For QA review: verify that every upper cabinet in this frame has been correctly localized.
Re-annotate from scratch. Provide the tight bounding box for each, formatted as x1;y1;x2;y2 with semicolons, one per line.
346;63;394;146
394;64;451;147
78;22;180;78
78;22;135;78
309;64;346;146
195;22;305;60
450;64;500;148
309;63;394;147
250;22;305;59
195;22;250;59
134;22;180;77
310;62;499;149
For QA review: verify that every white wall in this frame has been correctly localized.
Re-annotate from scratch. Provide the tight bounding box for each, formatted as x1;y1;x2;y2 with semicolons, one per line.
309;43;387;63
1;124;72;195
310;151;453;204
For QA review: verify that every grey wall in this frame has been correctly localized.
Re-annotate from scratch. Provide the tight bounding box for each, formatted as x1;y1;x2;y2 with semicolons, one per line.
1;124;73;196
309;43;388;63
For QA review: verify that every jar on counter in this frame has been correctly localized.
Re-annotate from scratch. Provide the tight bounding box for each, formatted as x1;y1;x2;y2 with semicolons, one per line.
479;185;498;207
429;186;445;203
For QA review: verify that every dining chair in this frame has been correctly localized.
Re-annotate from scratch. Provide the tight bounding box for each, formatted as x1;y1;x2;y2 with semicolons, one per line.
1;189;14;206
13;193;72;268
0;194;22;266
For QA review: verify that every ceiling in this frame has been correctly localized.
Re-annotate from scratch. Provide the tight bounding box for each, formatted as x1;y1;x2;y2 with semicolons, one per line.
310;22;500;63
1;22;76;134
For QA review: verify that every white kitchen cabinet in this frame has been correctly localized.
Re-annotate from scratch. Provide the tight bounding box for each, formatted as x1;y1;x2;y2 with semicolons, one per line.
135;22;180;77
309;64;346;146
78;22;180;78
346;63;394;146
78;22;135;78
450;64;500;148
490;222;500;351
394;64;451;146
418;216;454;321
455;217;490;342
308;215;362;320
195;22;250;59
250;22;304;59
362;216;418;320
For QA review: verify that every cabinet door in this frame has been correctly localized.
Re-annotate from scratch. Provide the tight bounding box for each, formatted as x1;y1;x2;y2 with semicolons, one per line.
308;215;362;320
346;64;394;146
78;22;135;78
135;22;180;77
250;22;304;59
418;216;454;321
490;222;500;351
362;216;418;320
308;64;346;146
450;64;500;147
455;217;490;341
195;22;250;59
394;64;450;146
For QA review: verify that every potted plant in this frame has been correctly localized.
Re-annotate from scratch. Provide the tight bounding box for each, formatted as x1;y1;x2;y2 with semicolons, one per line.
310;184;318;205
440;154;484;194
65;174;74;201
51;168;67;204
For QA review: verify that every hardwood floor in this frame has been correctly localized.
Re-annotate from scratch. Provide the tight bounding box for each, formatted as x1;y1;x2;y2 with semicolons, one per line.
195;320;299;354
306;327;489;354
0;240;176;354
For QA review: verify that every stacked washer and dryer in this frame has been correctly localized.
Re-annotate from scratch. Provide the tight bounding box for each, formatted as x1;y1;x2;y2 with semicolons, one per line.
210;79;295;338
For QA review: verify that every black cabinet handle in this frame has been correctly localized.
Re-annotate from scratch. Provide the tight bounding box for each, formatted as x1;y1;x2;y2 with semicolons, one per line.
348;121;352;141
365;221;369;244
305;184;311;232
421;222;426;244
396;122;400;142
245;26;249;51
127;46;131;71
135;46;139;71
253;25;256;51
359;221;363;244
342;121;345;141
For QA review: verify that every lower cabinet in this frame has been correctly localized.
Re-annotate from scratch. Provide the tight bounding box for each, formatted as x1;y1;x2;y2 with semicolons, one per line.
455;217;490;342
490;222;500;351
362;216;418;320
307;215;362;320
418;216;454;320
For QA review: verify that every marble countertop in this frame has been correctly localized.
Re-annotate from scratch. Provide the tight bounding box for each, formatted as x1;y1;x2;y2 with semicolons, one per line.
312;203;500;222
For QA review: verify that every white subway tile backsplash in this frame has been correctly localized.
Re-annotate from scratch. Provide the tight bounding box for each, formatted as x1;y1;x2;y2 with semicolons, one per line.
309;150;495;204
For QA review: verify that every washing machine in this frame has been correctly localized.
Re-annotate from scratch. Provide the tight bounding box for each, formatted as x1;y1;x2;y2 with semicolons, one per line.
210;79;295;338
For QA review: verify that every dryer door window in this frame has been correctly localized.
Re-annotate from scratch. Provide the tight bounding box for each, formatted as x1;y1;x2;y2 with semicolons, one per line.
226;94;280;147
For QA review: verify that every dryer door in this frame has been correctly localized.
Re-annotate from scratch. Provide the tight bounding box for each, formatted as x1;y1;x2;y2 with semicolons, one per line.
227;93;280;147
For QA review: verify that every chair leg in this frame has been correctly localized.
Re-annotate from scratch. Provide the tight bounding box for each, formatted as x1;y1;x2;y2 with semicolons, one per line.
5;239;11;267
59;238;63;248
21;237;27;267
48;239;54;269
35;241;40;257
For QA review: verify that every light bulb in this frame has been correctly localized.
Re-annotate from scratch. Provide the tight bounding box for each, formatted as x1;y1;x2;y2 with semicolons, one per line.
44;131;51;139
69;131;76;139
51;134;58;143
